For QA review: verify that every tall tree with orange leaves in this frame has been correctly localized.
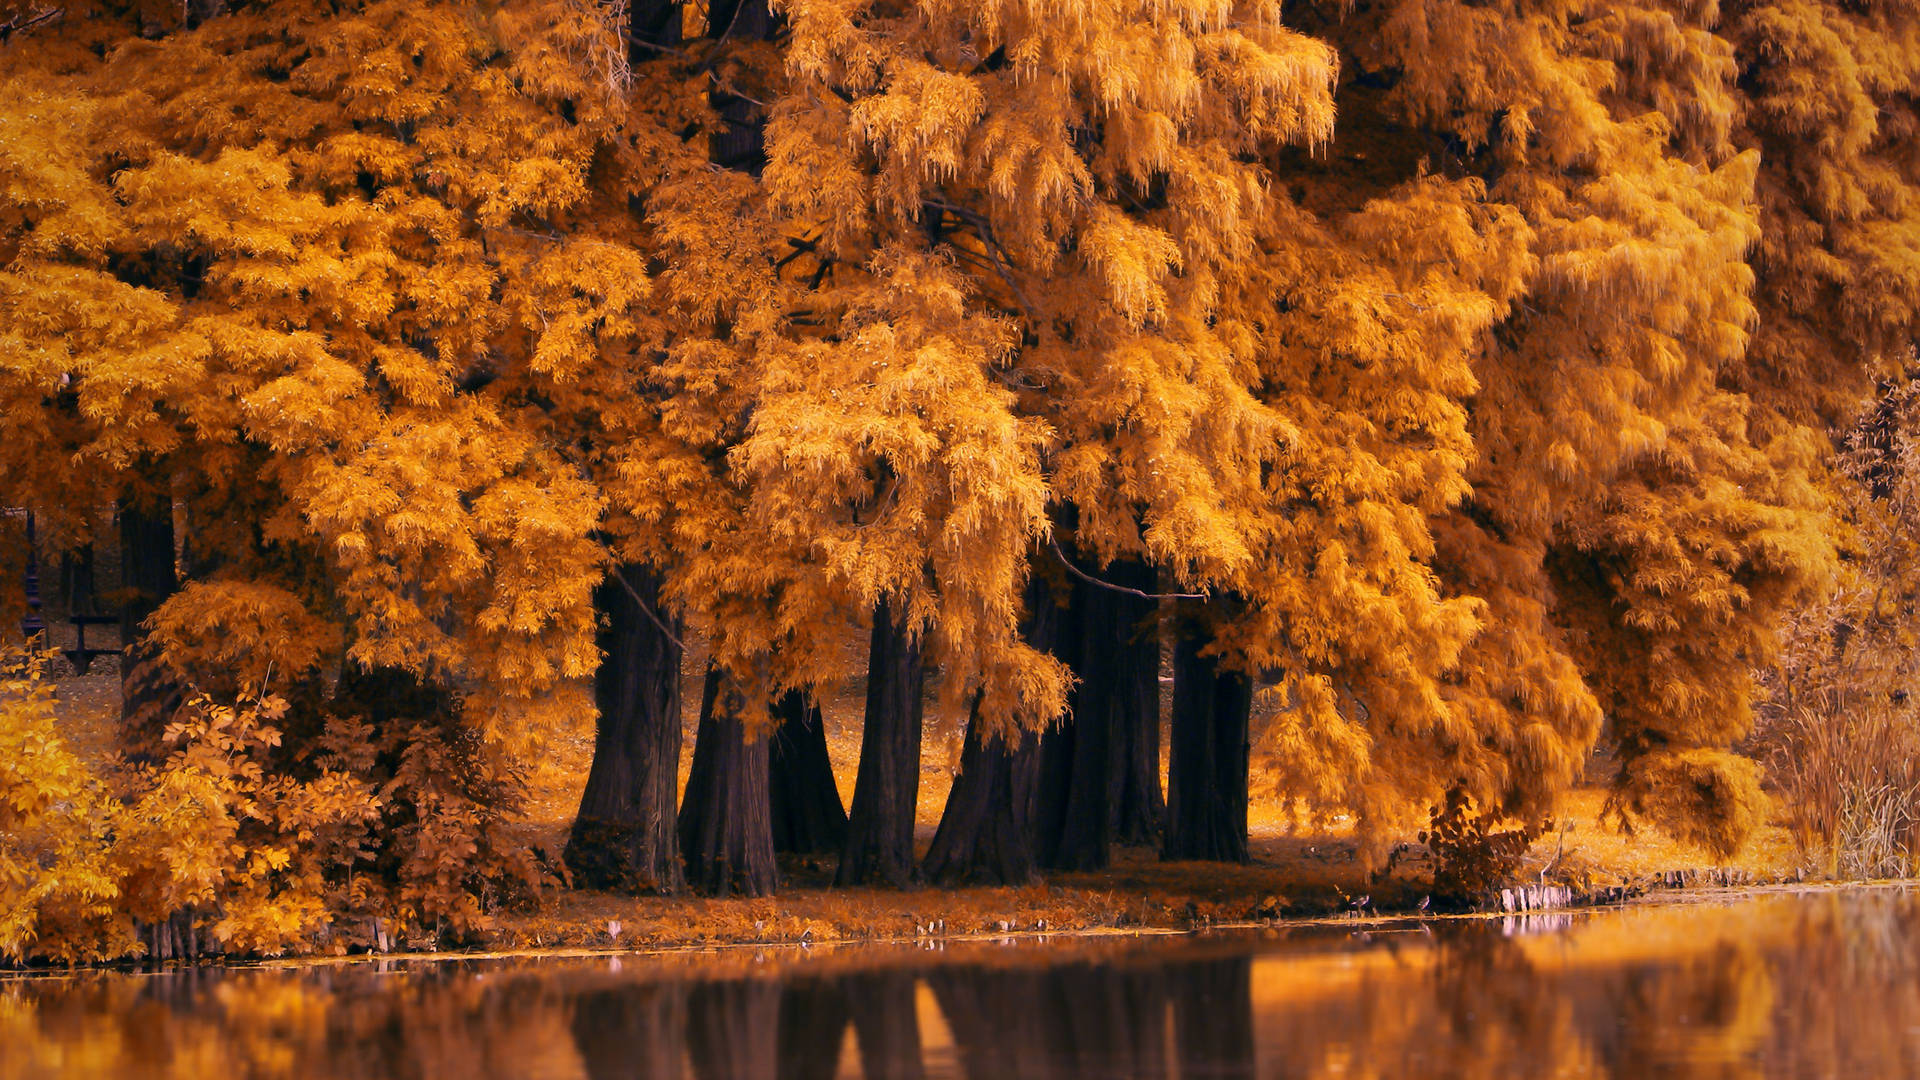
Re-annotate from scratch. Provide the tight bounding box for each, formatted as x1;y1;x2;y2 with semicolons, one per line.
759;0;1339;880
1248;0;1834;857
0;0;683;935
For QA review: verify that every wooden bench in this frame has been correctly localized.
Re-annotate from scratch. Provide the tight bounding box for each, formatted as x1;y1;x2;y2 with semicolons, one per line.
65;613;121;675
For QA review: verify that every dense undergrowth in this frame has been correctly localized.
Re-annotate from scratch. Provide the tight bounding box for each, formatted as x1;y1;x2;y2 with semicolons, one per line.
1753;383;1920;879
1;652;547;964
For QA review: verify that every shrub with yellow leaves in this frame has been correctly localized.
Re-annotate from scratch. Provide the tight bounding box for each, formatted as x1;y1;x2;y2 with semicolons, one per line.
0;651;126;964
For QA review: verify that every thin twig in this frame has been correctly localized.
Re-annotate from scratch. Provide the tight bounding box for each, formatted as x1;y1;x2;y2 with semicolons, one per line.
1049;536;1206;601
622;31;687;57
0;6;61;41
610;566;687;651
924;197;1041;327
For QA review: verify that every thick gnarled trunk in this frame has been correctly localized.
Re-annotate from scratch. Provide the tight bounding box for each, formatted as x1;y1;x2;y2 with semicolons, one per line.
565;565;685;893
922;574;1059;886
921;714;1040;887
836;599;925;888
1163;620;1251;863
678;665;778;896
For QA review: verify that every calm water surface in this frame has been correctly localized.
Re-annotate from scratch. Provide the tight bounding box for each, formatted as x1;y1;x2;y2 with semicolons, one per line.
6;886;1918;1079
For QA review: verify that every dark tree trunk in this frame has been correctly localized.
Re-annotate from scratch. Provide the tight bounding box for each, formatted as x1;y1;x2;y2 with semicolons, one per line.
922;574;1059;886
705;0;776;174
686;979;781;1080
118;493;180;757
844;972;925;1080
1163;620;1252;863
1034;556;1161;869
1031;573;1090;871
628;0;682;56
836;598;925;888
571;984;689;1080
59;544;97;615
921;717;1039;886
768;688;846;855
678;665;778;896
1033;570;1119;872
565;565;686;893
1104;562;1164;847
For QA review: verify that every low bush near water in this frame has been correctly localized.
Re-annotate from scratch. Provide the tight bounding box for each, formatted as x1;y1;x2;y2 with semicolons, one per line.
0;648;549;965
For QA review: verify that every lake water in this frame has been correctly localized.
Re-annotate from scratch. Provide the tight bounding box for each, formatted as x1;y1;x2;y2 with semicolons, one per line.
5;886;1917;1078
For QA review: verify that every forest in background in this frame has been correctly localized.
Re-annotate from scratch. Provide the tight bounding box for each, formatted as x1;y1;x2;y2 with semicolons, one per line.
1;0;1917;964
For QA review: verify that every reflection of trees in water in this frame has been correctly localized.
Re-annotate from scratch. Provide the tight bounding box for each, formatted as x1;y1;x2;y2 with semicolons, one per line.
1755;890;1920;1077
1170;957;1254;1078
1247;923;1775;1080
776;978;848;1080
929;954;1250;1078
19;896;1920;1079
685;978;782;1080
571;982;689;1079
1597;943;1773;1080
842;971;925;1080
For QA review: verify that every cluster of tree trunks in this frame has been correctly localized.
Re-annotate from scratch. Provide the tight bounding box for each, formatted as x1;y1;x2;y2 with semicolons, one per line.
560;549;1256;896
112;484;1253;896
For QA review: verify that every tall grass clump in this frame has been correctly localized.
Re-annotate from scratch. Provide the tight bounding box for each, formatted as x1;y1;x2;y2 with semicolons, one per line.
1754;377;1920;879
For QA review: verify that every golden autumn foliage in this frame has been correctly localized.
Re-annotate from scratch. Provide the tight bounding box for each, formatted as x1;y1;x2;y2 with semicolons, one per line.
1;0;1916;958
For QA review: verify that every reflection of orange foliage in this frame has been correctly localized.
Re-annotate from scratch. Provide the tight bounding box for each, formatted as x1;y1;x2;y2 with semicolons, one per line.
7;890;1920;1078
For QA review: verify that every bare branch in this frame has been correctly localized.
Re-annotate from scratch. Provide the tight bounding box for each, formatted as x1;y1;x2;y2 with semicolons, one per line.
1049;536;1206;601
610;566;687;651
0;6;62;40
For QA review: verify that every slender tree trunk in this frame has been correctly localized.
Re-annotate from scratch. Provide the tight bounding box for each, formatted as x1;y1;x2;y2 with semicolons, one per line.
1035;556;1161;868
118;492;180;757
836;598;926;887
678;665;778;896
1034;570;1122;872
769;689;847;856
1163;618;1252;863
1031;571;1087;870
566;564;686;893
1104;562;1164;847
59;544;96;614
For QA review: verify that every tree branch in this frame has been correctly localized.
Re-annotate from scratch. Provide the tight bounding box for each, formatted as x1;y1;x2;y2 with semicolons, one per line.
924;197;1041;328
0;6;61;40
1049;536;1206;601
610;566;687;651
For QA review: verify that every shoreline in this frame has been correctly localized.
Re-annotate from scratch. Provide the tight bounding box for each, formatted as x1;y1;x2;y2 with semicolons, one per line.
9;867;1898;979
